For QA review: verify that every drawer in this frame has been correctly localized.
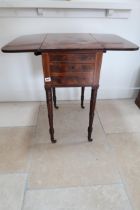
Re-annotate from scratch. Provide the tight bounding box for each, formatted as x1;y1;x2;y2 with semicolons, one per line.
50;71;94;87
49;53;96;63
50;63;95;73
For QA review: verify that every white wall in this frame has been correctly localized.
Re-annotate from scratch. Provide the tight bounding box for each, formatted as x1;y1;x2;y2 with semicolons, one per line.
0;5;140;101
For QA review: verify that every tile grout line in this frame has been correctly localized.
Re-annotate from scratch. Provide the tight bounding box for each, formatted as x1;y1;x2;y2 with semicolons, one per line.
95;109;113;150
96;108;135;209
105;137;136;210
27;182;124;192
27;101;41;168
0;172;28;175
104;130;140;135
0;125;36;129
25;102;42;190
96;108;107;136
113;162;135;210
32;102;42;143
96;100;139;209
20;174;28;210
20;102;42;210
95;110;130;210
0;103;41;177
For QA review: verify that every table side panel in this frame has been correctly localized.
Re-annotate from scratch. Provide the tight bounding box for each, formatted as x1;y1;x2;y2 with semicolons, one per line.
94;51;103;86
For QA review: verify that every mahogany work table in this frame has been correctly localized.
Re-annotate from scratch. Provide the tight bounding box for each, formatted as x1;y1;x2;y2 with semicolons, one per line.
2;33;139;143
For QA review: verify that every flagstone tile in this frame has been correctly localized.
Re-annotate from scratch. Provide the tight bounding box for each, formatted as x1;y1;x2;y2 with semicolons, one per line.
97;100;140;133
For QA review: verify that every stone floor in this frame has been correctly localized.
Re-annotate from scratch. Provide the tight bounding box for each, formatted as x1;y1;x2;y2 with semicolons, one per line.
0;99;139;210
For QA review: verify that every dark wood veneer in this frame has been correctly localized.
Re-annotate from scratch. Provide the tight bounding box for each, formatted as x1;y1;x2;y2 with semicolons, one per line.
49;53;96;63
2;33;139;53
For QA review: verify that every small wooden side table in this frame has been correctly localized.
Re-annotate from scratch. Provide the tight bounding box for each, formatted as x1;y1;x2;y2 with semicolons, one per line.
2;33;139;143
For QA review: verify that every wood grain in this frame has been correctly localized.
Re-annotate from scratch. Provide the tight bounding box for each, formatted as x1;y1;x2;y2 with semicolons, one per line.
42;51;103;87
2;33;139;53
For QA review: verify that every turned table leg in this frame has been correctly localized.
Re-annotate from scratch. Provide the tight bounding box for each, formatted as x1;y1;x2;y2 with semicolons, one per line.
88;86;98;142
135;90;140;108
81;87;85;109
52;88;59;109
45;87;56;143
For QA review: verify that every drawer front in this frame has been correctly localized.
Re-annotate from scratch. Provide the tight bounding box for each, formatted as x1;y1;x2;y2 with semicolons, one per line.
49;53;96;63
48;63;94;86
50;72;94;87
42;51;103;87
50;63;95;73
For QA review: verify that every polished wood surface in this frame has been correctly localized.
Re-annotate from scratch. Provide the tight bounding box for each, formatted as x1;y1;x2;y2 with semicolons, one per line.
2;34;46;53
45;87;56;143
52;88;59;109
2;33;139;53
49;52;96;63
42;51;103;88
1;33;139;143
81;87;85;109
88;87;98;141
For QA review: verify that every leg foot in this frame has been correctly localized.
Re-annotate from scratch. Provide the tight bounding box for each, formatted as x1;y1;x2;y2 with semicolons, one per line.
88;138;93;142
53;88;59;109
49;128;57;143
87;87;98;142
81;87;85;109
88;126;93;142
51;139;57;143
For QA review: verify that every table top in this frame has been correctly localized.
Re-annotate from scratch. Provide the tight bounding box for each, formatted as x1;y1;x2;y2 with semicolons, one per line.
2;33;139;53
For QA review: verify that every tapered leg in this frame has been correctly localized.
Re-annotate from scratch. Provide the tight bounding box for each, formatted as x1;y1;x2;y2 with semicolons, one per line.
81;87;85;109
88;87;98;142
135;90;140;108
45;87;56;143
53;88;59;109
